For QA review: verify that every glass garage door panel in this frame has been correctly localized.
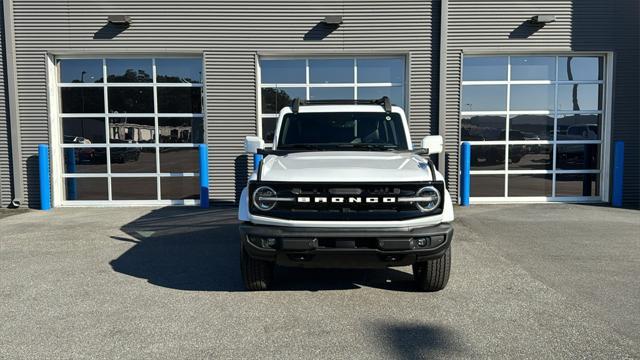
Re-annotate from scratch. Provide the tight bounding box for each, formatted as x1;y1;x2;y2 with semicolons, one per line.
461;55;605;201
259;57;406;142
57;57;204;204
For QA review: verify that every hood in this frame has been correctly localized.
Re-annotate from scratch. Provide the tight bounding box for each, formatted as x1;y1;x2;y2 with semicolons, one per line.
260;151;435;183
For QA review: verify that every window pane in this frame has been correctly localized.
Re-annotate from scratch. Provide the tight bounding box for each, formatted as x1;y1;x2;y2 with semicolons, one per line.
109;118;155;144
65;177;108;200
110;148;156;173
470;145;505;170
262;117;278;142
61;88;104;113
106;59;152;83
108;87;154;113
461;85;506;112
261;87;306;114
557;84;602;111
508;174;552;197
156;58;202;83
309;87;354;100
159;117;204;143
260;59;305;84
160;148;199;173
509;145;553;170
556;174;599;197
59;59;103;83
63;148;107;173
557;114;601;140
357;86;405;108
309;59;354;84
157;88;202;113
509;115;553;141
558;57;603;81
511;56;555;80
357;58;404;83
463;56;508;81
112;178;157;200
510;85;554;111
62;118;105;144
470;175;505;197
461;115;506;141
557;144;600;170
160;176;199;200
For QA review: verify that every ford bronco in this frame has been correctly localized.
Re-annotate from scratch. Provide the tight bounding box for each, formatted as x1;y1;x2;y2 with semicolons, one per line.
239;97;454;291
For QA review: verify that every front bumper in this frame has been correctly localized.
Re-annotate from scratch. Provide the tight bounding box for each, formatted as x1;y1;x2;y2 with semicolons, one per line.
239;222;453;268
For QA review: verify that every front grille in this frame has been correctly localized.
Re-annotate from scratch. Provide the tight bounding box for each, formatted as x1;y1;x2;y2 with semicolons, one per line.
249;181;444;221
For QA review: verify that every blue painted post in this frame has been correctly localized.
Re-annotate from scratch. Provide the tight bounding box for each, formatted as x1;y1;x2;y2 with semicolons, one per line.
254;154;264;171
460;142;471;207
65;148;78;200
612;141;624;207
199;144;209;209
38;144;51;210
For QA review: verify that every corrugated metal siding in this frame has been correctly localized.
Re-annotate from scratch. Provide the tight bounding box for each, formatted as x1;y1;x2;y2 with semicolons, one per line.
0;5;10;208
443;0;639;207
10;0;439;206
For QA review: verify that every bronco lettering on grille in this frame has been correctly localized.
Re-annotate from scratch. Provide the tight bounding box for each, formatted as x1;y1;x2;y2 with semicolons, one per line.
297;197;397;204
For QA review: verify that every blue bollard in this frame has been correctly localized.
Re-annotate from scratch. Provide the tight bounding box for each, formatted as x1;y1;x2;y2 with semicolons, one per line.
460;142;471;206
38;144;51;210
65;148;78;200
199;144;209;208
612;141;624;207
254;153;263;171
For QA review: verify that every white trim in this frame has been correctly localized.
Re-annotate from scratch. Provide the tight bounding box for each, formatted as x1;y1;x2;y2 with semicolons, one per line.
46;54;64;207
61;199;199;207
470;197;602;204
463;80;603;86
470;169;600;175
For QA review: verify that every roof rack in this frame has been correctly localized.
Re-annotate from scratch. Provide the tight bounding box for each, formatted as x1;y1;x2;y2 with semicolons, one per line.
290;96;392;114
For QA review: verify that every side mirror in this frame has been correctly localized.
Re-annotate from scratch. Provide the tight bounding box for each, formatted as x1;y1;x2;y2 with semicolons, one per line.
245;136;265;154
421;135;443;155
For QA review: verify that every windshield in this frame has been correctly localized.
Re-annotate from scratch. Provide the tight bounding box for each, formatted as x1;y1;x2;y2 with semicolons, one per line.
277;112;408;151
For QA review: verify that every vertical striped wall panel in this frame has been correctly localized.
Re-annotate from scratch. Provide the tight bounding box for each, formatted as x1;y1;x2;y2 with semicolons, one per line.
0;5;10;207
9;0;439;206
443;0;639;207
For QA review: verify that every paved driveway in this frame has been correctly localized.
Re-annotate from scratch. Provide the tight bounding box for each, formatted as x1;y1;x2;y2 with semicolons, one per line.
1;204;638;359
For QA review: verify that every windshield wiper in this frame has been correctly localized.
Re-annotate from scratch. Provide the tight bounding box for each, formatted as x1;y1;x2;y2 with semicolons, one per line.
336;143;399;151
278;144;325;150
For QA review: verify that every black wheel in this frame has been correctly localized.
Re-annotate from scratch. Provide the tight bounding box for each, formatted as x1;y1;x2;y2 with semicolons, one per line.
413;247;451;292
240;245;274;291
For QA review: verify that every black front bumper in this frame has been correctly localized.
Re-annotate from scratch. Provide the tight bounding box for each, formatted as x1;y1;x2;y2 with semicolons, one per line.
239;223;453;268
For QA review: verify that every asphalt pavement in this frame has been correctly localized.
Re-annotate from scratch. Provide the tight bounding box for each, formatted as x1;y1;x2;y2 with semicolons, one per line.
0;204;638;359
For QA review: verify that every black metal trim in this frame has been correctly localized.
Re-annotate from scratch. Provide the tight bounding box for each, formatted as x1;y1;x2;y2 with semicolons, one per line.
290;96;393;112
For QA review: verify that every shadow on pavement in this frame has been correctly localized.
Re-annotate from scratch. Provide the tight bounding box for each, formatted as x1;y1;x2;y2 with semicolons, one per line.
110;207;418;292
376;322;465;359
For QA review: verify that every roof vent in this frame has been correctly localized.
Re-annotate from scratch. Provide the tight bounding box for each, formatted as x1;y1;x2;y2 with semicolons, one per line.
322;16;343;25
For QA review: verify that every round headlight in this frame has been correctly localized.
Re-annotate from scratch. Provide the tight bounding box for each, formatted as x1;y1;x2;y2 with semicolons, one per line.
252;186;277;211
415;186;441;212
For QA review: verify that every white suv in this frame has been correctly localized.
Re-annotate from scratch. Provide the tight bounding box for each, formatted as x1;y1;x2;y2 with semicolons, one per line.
239;97;454;291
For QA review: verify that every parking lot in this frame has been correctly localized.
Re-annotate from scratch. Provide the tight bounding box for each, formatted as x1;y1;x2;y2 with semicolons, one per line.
1;204;638;359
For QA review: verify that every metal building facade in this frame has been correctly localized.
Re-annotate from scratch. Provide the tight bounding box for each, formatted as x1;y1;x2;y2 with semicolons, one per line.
1;0;440;207
440;0;639;207
0;0;638;208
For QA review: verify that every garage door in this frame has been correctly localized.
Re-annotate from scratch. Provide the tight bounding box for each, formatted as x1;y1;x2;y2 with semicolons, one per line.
56;57;204;205
460;55;609;202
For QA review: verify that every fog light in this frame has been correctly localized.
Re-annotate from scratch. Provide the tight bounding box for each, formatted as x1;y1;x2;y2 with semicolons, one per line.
416;237;428;247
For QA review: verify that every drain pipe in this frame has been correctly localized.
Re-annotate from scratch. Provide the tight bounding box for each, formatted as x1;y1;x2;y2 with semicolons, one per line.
3;0;24;208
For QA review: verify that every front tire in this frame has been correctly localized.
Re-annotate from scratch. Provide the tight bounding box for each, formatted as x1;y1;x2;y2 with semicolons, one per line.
413;247;451;292
240;245;274;291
